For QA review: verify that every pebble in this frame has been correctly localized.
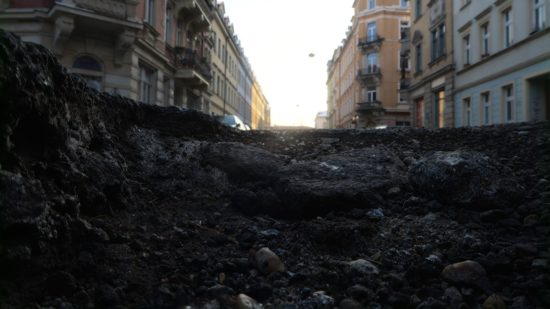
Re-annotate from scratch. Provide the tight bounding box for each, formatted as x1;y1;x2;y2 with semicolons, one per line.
444;286;463;303
367;208;384;220
349;259;380;276
482;294;507;309
347;284;372;301
441;260;486;285
235;294;262;309
254;247;285;275
339;298;362;309
207;284;235;299
531;259;548;269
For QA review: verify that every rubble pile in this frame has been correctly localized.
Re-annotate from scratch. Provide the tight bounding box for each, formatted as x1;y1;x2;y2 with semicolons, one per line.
1;30;549;308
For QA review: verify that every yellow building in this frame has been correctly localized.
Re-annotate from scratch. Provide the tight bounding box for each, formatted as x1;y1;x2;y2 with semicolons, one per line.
328;0;411;128
207;1;269;128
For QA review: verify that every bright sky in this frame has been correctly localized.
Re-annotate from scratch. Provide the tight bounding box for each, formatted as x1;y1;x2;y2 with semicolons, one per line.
221;0;354;127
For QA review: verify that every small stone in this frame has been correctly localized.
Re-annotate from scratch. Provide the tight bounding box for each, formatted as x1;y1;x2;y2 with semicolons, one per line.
387;187;401;196
339;298;362;309
5;245;31;261
349;259;379;276
347;284;372;300
235;293;262;309
259;229;280;238
207;284;235;300
444;286;463;303
309;291;334;308
483;294;507;309
532;259;548;269
366;208;384;220
523;214;540;226
254;247;285;275
441;260;486;285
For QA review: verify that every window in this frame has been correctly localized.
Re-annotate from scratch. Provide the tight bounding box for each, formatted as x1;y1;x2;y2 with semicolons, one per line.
398;82;406;103
463;97;471;126
367;22;377;41
415;44;422;72
165;6;172;42
367;53;379;71
366;90;377;102
73;55;103;91
481;23;490;56
400;20;411;39
139;64;155;104
502;85;514;122
431;24;445;60
401;0;410;7
415;0;422;19
534;0;546;31
145;0;155;24
503;8;513;48
398;49;411;70
368;0;376;10
463;35;470;65
481;92;491;125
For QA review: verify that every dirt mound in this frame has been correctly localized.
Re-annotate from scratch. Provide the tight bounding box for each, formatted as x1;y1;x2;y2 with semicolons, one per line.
1;30;549;308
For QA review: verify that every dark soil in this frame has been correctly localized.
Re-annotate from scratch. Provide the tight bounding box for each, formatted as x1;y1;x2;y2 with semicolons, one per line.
1;30;549;309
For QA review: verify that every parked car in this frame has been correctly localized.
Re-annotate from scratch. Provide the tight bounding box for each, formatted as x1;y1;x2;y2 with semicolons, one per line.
216;115;248;130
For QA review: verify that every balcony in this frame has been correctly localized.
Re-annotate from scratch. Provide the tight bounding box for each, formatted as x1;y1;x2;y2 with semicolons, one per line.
356;100;384;113
176;0;211;32
72;0;138;20
174;47;211;90
358;35;384;51
357;65;382;86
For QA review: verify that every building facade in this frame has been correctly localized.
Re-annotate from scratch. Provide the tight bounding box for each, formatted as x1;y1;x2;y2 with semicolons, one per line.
453;0;550;127
327;0;411;128
402;0;455;128
0;0;270;129
314;111;329;129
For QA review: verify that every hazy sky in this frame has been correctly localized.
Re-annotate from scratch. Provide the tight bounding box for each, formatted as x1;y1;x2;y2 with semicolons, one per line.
221;0;354;127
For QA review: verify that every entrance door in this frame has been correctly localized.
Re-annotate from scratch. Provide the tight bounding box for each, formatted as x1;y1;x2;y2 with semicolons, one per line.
415;97;424;127
434;90;445;128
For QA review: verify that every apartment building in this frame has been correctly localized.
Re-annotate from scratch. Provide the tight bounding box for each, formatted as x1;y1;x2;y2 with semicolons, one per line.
328;0;411;128
0;0;270;129
326;52;339;129
453;0;550;127
403;0;455;128
0;0;213;110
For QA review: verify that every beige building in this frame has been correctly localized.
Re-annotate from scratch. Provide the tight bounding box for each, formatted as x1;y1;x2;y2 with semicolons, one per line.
402;0;455;128
209;1;269;129
0;0;270;128
452;0;550;127
328;0;411;128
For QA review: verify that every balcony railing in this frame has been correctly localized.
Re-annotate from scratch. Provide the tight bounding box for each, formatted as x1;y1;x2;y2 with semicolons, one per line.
357;100;384;113
357;65;381;76
174;47;212;81
358;35;384;49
